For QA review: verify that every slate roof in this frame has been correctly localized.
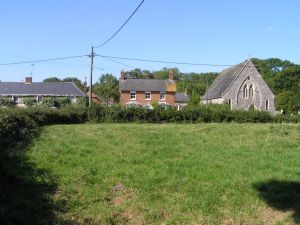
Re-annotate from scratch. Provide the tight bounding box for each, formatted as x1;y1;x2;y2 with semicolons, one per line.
175;93;190;103
119;79;176;92
202;61;248;100
0;82;86;96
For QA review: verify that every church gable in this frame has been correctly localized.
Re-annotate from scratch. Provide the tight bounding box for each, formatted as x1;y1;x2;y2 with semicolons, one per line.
223;60;276;113
202;59;277;114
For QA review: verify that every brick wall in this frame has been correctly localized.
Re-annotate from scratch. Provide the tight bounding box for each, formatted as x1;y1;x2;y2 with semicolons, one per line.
120;91;175;106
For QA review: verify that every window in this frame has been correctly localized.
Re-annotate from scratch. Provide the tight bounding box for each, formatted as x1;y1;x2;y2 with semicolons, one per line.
37;96;43;102
228;99;231;109
265;100;269;110
249;84;254;98
243;85;248;98
160;92;166;100
145;91;151;100
130;91;136;100
13;96;19;103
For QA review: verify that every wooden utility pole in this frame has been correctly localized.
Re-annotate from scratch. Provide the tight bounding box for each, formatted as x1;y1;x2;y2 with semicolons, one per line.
89;46;94;107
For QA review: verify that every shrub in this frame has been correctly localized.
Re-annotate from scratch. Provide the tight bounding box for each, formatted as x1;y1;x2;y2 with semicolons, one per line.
0;109;38;150
75;97;89;107
0;98;16;108
22;97;37;107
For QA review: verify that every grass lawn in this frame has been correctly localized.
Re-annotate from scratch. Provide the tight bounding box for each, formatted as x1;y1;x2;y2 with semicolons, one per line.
27;123;300;225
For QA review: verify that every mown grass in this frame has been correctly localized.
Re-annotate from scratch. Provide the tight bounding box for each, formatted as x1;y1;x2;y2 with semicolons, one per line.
27;123;300;225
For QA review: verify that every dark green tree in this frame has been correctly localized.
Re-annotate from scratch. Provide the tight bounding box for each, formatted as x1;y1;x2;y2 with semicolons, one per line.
275;91;299;114
93;74;119;105
43;77;61;82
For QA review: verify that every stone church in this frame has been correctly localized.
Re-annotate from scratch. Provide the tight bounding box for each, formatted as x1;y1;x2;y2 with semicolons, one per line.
202;59;276;114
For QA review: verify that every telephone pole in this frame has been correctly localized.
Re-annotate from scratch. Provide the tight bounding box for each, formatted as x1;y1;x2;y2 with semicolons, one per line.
89;46;94;107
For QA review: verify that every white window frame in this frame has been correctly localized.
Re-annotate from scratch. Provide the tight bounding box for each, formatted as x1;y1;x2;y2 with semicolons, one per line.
145;91;151;100
130;91;136;100
160;91;166;100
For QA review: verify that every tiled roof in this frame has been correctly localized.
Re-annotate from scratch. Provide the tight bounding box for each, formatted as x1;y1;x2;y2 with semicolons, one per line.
175;93;190;102
119;79;176;92
202;60;249;100
0;82;85;96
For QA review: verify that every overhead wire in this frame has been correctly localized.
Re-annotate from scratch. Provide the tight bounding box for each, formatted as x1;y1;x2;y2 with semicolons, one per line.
96;54;254;68
94;0;145;48
0;55;89;66
98;55;135;69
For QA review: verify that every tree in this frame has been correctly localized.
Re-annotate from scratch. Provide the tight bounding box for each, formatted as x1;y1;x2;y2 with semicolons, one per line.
188;90;200;106
43;77;61;82
275;91;299;114
93;74;119;105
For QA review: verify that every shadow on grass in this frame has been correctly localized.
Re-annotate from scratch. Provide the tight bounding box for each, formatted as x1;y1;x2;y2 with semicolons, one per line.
0;140;67;224
253;180;300;224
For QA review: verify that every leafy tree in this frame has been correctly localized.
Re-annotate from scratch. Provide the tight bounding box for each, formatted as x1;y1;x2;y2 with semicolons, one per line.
188;91;200;106
93;74;119;105
275;91;299;114
43;77;61;82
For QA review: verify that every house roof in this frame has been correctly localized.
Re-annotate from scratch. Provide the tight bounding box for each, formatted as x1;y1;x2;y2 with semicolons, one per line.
175;93;190;102
0;82;86;96
119;79;176;92
202;60;249;100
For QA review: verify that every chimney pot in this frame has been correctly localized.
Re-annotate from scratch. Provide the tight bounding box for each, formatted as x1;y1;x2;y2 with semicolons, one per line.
120;70;126;80
25;77;32;84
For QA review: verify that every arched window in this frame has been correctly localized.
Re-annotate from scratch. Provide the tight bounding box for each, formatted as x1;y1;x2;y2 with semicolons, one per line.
265;100;269;110
228;99;231;109
243;85;248;98
249;84;254;98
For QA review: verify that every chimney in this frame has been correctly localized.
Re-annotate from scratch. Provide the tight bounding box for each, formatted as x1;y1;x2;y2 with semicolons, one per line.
25;77;32;84
168;70;174;80
120;70;126;80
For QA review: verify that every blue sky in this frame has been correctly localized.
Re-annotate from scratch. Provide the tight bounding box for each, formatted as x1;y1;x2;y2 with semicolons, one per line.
0;0;299;82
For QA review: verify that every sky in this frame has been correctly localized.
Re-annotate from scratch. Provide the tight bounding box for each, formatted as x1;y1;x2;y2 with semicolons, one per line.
0;0;299;82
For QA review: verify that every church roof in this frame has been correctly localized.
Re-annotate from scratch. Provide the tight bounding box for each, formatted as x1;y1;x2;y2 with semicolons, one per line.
202;60;249;100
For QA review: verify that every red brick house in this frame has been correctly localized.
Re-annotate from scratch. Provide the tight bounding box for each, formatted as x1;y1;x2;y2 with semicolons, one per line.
119;71;177;109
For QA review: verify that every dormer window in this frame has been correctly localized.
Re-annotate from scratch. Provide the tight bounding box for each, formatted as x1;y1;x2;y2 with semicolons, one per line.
130;91;136;100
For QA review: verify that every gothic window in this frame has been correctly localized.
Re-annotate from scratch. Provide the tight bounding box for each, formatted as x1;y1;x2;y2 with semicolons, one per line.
265;100;269;110
228;99;232;109
249;84;254;98
243;85;248;98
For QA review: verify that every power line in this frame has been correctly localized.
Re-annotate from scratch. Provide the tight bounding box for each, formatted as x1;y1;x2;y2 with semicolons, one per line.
94;0;145;48
98;55;135;69
96;54;243;67
0;55;89;66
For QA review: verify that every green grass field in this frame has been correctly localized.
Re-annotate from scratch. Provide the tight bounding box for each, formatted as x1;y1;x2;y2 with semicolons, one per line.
26;123;300;225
